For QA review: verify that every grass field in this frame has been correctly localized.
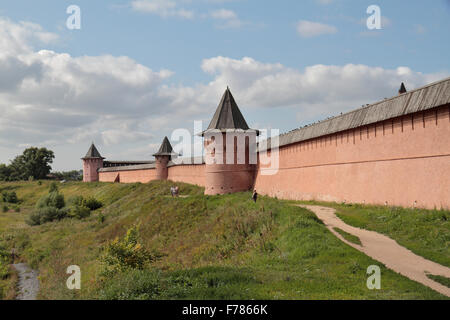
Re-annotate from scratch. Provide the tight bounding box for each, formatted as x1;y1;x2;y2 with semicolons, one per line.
0;181;448;300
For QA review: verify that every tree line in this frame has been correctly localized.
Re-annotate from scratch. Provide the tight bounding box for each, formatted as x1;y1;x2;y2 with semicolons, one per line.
0;147;81;181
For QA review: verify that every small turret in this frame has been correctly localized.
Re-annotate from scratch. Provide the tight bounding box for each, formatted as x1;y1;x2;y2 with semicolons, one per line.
153;137;174;180
82;143;105;182
398;82;407;95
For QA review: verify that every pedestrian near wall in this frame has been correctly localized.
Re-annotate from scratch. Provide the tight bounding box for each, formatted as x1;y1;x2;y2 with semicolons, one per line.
252;190;258;203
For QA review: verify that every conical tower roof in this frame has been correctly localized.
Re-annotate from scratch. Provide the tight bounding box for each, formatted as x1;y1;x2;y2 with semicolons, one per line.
399;82;407;94
82;143;104;159
153;136;174;157
207;87;250;130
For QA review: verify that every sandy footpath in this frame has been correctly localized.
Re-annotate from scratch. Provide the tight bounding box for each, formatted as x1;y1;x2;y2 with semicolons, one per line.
298;205;450;298
12;263;39;300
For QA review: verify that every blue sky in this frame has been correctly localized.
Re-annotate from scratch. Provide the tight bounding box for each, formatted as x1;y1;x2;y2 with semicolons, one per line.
0;0;449;170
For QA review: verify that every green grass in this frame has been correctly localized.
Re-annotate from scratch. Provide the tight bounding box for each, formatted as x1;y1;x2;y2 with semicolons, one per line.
296;200;450;268
0;181;448;300
333;228;362;246
427;274;450;288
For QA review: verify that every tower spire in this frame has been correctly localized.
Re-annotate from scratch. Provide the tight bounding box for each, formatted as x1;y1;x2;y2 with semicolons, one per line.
206;87;250;131
398;82;407;94
83;142;104;159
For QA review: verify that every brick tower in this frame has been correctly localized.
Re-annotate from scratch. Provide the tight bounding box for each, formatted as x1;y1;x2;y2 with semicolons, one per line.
153;136;174;180
202;87;258;195
82;143;104;182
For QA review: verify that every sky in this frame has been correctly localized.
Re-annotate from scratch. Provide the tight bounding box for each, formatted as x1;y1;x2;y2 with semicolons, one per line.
0;0;449;171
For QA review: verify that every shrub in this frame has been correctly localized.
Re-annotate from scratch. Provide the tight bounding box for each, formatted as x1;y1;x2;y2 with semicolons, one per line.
68;195;85;207
49;182;58;193
1;191;18;204
100;226;156;278
36;191;65;210
84;197;103;211
70;205;91;219
14;206;20;213
27;207;69;226
2;205;8;213
37;181;42;186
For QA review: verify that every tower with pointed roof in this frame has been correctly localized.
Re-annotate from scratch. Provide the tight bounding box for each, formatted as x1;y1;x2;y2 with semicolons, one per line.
399;82;407;94
202;87;258;195
153;136;174;180
82;143;105;182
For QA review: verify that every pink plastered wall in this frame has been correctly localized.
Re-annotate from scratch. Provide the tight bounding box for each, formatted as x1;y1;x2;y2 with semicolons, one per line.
99;168;157;183
98;164;206;187
167;164;206;187
254;105;450;209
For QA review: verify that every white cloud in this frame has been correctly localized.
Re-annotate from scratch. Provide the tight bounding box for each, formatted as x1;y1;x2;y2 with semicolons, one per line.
210;9;243;28
131;0;195;19
0;18;446;170
296;20;337;38
210;9;237;20
197;56;446;120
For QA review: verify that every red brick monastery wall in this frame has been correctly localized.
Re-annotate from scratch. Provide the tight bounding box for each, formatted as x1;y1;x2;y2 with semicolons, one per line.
167;164;206;187
99;164;206;187
96;105;449;209
254;105;450;209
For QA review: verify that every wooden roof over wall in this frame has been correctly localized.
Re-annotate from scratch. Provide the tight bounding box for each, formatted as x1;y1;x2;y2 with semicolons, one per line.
260;77;450;151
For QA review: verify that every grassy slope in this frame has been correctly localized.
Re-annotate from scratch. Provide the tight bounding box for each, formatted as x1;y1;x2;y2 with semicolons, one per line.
296;201;450;268
0;181;448;300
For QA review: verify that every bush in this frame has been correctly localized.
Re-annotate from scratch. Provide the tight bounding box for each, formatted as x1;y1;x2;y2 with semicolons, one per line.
68;195;84;207
2;205;8;213
100;226;156;278
84;197;103;211
36;191;65;210
1;191;18;204
68;196;103;211
70;205;91;219
27;207;69;226
49;182;58;193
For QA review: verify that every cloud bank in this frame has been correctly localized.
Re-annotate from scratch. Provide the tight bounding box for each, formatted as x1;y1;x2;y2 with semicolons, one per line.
0;17;445;169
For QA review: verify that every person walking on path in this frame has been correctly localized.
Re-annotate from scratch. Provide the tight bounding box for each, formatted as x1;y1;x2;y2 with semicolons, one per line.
252;190;258;203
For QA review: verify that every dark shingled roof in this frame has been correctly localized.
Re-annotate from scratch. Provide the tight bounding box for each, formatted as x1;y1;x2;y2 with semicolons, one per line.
153;136;174;157
399;82;407;94
260;76;450;151
82;143;104;159
207;87;250;130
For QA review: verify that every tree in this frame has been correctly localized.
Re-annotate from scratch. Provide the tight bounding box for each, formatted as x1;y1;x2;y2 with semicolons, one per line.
8;147;55;180
0;164;12;181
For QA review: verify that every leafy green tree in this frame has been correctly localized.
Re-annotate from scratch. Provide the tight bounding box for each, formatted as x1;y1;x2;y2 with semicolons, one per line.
8;147;55;180
0;164;12;181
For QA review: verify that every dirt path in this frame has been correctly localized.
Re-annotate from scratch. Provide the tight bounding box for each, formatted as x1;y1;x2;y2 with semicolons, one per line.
12;263;39;300
298;205;450;298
